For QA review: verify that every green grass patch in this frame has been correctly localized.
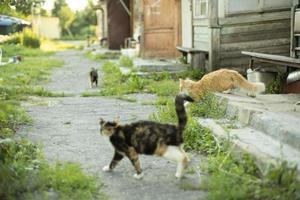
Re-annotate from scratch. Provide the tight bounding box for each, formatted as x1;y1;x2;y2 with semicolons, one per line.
119;56;134;68
86;51;120;60
189;93;227;119
0;57;64;100
0;44;107;199
0;139;106;200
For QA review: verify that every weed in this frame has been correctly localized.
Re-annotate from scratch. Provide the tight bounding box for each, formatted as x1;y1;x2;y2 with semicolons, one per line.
119;55;134;68
266;74;284;94
146;79;179;96
189;93;227;119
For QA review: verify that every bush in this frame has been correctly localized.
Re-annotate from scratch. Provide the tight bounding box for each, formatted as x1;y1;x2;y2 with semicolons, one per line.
3;33;21;44
21;29;41;48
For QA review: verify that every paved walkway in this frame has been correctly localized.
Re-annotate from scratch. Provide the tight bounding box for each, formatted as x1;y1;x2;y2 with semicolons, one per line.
21;50;205;200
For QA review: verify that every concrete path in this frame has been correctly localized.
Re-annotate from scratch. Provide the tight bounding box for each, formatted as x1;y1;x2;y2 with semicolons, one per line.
21;50;205;200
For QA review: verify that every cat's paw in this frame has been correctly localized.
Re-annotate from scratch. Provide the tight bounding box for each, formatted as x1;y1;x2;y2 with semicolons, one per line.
247;92;256;98
175;172;183;179
133;173;144;180
102;165;111;172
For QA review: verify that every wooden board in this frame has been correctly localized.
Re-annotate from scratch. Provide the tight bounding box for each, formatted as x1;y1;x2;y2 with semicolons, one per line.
142;0;181;58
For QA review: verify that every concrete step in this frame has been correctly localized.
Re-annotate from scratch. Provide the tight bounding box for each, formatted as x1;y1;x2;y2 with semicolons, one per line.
198;118;300;170
134;58;189;72
215;93;300;150
250;111;300;150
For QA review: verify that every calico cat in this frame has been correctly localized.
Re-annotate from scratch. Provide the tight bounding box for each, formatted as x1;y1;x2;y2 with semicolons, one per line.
179;69;265;101
89;67;98;88
99;93;194;179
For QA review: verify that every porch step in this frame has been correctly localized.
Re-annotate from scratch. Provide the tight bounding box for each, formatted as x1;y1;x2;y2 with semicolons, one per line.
215;93;300;150
134;58;189;72
198;118;300;170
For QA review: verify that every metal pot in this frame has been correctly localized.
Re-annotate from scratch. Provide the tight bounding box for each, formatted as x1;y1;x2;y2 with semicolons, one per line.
287;70;300;84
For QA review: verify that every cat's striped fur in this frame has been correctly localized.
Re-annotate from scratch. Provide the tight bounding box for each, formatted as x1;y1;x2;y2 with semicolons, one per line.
99;93;194;179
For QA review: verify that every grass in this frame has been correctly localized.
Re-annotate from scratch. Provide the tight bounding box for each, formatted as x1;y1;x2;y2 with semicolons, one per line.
86;51;120;60
89;61;182;100
119;55;134;68
0;43;107;199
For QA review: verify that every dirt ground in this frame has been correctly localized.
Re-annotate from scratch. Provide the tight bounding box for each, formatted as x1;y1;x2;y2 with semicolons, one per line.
20;50;205;200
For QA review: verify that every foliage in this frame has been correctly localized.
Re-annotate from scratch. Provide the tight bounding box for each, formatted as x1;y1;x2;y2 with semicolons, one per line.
69;0;97;38
51;0;67;17
58;5;75;37
189;92;227;119
0;0;43;16
266;74;284;94
119;56;134;68
21;28;41;48
146;79;178;96
2;29;41;49
0;139;106;200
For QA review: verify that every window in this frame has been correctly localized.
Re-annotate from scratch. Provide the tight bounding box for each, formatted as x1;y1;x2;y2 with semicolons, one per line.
193;0;208;18
226;0;293;15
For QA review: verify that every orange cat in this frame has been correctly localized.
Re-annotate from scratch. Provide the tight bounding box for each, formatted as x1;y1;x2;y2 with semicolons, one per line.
179;69;265;101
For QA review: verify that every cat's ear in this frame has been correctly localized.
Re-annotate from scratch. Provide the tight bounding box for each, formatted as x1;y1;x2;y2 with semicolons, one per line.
114;116;120;126
99;118;105;125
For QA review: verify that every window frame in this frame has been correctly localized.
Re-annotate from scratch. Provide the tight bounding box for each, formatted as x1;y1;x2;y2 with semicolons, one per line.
224;0;293;16
193;0;208;19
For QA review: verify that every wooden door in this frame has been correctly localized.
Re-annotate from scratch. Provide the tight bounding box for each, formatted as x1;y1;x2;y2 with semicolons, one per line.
107;0;130;50
142;0;181;58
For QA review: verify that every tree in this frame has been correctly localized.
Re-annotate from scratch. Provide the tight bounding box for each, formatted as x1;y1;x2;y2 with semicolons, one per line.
51;0;67;17
58;5;75;37
69;0;97;37
0;0;45;16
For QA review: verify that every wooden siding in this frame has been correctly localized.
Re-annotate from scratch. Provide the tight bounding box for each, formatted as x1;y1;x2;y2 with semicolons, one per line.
193;19;210;51
218;10;291;72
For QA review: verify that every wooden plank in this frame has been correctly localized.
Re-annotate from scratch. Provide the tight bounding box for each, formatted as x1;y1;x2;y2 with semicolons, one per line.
194;26;210;34
221;30;290;44
176;46;208;53
193;18;209;26
220;38;290;52
219;10;291;26
221;20;290;35
242;51;300;65
220;45;290;59
194;41;210;51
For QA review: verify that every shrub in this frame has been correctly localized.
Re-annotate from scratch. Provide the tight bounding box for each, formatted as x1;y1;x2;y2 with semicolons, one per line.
21;29;41;48
3;33;21;44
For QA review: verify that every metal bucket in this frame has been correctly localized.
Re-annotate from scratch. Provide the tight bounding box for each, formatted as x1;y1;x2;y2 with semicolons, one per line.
287;70;300;84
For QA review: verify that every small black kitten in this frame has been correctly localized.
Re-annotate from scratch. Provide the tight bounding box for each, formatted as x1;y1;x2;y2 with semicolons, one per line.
89;67;98;88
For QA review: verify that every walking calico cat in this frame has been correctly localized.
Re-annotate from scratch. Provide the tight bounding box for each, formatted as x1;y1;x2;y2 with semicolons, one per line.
179;69;265;101
99;93;194;179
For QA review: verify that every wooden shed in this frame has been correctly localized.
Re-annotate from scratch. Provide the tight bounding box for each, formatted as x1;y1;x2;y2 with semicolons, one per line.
183;0;298;73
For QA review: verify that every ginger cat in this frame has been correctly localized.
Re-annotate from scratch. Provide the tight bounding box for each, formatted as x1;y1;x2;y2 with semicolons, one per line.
179;69;265;101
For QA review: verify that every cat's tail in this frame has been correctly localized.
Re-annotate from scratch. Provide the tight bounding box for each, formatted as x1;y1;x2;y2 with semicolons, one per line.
175;93;194;132
233;73;266;96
